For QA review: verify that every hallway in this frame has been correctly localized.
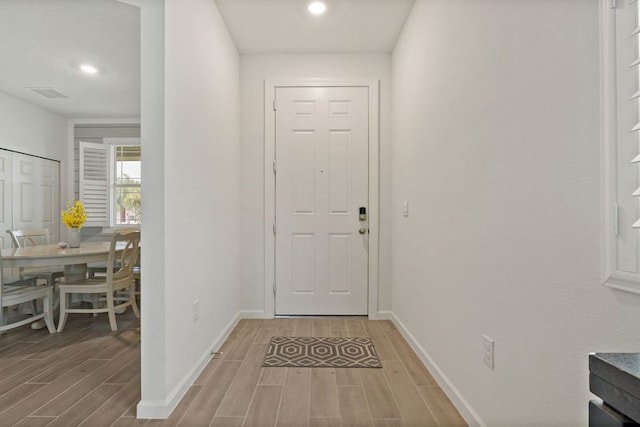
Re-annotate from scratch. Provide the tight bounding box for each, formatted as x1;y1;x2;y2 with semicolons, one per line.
0;316;465;426
160;318;467;426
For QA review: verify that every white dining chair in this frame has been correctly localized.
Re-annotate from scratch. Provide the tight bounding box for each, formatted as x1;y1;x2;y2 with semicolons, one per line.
87;227;140;277
0;255;55;333
57;230;140;332
7;229;65;287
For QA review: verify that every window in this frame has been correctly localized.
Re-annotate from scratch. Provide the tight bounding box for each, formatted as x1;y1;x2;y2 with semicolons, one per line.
79;139;141;227
602;0;640;293
113;146;141;225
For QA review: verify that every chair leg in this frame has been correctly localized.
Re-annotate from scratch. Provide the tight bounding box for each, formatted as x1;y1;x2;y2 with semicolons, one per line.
42;293;55;334
86;294;99;317
0;307;4;336
129;285;140;318
30;300;38;315
106;292;117;332
57;290;68;333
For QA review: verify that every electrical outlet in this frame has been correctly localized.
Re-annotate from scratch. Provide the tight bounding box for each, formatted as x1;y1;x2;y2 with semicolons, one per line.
193;300;200;322
482;335;494;369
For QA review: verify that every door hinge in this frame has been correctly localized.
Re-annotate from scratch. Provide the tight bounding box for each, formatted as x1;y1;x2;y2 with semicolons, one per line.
609;0;616;9
613;203;619;236
273;222;276;234
273;161;276;175
273;282;277;296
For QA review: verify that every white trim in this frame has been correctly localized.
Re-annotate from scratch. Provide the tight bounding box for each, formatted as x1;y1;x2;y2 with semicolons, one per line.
603;272;640;295
108;142;142;227
606;281;640;295
238;310;269;319
116;0;141;6
374;310;393;320
263;78;381;319
391;313;486;427
599;0;640;293
136;311;242;419
104;137;141;146
601;0;614;288
68;118;141;124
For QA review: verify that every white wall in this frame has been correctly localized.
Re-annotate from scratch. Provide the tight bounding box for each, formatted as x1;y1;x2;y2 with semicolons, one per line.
0;91;67;161
138;0;241;417
391;0;640;425
138;0;166;415
239;54;392;315
0;91;68;237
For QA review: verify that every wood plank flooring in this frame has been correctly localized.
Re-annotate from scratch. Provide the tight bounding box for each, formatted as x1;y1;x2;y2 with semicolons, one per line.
0;315;467;427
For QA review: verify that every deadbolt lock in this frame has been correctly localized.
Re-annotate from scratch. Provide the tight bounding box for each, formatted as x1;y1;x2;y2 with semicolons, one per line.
359;207;367;222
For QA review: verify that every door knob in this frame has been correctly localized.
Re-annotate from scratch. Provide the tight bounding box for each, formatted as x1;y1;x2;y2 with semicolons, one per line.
359;227;367;235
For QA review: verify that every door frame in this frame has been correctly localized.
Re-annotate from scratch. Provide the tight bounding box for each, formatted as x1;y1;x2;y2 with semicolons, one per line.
263;78;380;319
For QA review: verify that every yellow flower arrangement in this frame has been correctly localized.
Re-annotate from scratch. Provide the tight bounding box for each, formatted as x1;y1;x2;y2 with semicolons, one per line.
61;200;87;229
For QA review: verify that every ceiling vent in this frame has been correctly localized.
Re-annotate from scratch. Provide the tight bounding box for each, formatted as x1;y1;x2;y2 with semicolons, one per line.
26;87;69;99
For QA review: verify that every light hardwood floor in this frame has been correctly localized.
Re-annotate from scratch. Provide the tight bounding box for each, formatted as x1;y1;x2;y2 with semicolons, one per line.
0;315;467;427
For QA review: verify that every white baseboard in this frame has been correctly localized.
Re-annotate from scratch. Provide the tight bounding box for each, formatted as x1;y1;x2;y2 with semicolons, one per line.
390;313;486;427
372;310;393;320
238;310;268;319
137;312;242;419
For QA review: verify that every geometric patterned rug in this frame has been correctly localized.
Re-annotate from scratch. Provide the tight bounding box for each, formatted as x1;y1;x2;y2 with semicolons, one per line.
263;336;382;368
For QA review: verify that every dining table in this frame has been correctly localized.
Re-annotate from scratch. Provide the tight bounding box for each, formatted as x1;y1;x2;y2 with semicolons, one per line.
1;241;121;329
1;241;117;282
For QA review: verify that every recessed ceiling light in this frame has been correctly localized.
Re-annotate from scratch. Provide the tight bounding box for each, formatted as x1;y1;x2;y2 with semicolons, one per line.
79;63;99;75
308;1;326;15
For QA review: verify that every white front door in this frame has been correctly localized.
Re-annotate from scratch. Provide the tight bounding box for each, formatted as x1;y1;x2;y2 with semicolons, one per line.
274;86;369;315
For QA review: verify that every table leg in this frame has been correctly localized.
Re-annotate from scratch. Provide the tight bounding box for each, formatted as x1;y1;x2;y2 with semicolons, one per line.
63;264;88;283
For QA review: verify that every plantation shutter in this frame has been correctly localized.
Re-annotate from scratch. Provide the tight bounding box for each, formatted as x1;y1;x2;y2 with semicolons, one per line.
79;141;109;226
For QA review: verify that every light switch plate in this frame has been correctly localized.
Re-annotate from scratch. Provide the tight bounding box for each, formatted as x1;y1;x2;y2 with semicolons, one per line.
482;335;494;369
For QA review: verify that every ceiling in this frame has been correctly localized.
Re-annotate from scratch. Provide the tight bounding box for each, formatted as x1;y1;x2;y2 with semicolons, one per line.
0;0;140;119
0;0;414;119
215;0;416;54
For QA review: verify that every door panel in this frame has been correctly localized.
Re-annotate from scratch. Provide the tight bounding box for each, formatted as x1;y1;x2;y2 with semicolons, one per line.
293;131;316;213
292;233;315;294
39;158;60;241
0;151;12;250
275;86;369;315
328;233;350;293
13;154;38;229
328;130;351;213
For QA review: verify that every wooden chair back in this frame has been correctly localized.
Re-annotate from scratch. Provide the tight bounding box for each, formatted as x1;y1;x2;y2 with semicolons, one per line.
7;229;52;248
106;230;140;291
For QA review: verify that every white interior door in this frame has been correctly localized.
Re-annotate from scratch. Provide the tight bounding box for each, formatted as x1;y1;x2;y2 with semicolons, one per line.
12;153;60;242
37;157;60;242
275;86;369;315
0;150;12;250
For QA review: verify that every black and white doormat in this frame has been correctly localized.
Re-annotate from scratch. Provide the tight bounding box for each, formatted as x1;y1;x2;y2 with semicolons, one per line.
263;336;382;368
